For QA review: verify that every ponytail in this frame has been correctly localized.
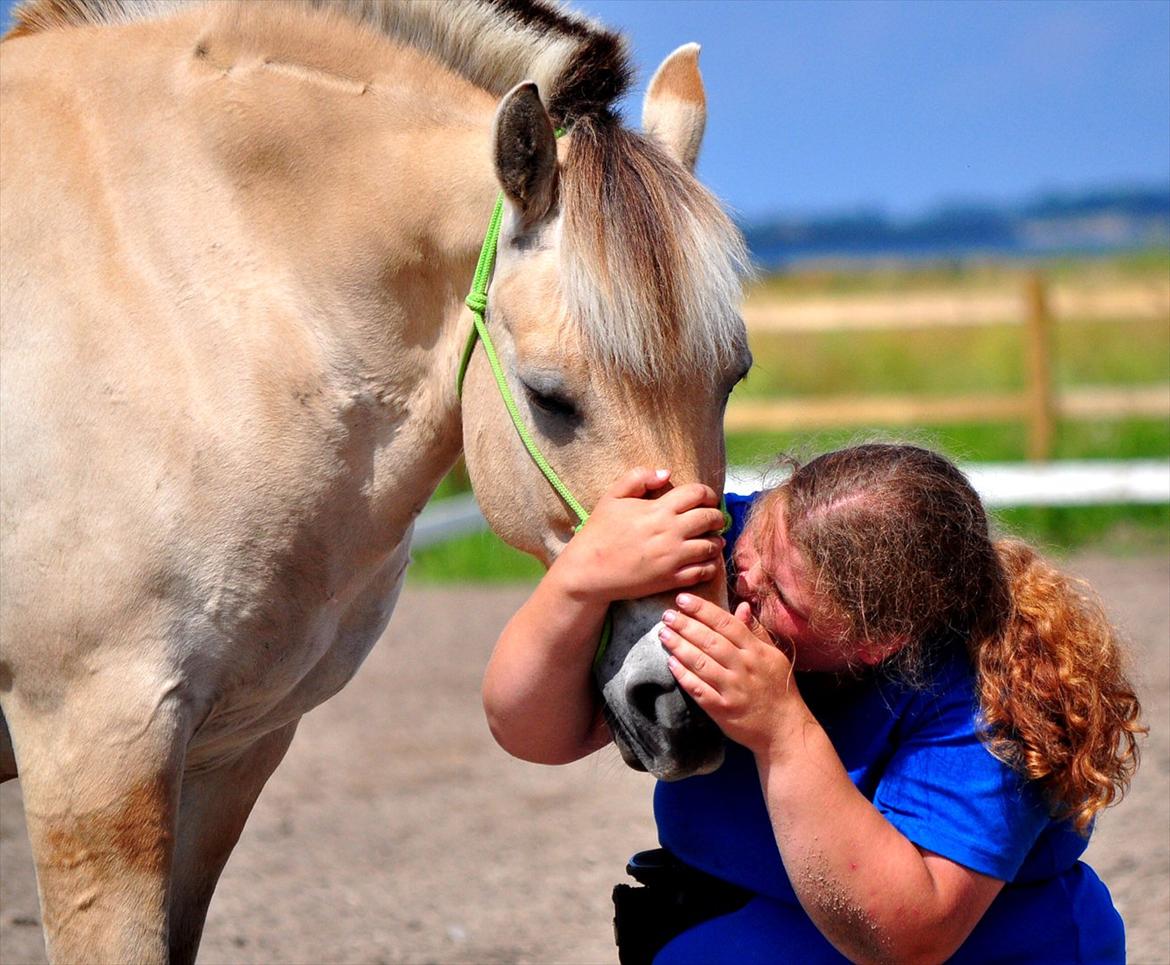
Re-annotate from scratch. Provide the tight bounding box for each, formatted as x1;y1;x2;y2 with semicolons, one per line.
973;540;1145;834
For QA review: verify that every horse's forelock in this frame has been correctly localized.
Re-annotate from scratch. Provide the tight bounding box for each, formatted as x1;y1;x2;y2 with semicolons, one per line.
560;118;749;384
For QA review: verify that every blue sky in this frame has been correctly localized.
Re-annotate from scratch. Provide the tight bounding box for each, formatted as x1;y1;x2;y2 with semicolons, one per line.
578;0;1170;220
3;0;1167;220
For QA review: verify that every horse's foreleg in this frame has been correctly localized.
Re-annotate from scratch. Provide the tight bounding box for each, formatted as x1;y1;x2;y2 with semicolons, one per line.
0;704;17;782
168;720;300;965
9;693;186;964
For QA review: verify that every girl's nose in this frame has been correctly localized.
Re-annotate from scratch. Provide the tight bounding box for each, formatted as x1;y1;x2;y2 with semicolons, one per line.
735;556;761;595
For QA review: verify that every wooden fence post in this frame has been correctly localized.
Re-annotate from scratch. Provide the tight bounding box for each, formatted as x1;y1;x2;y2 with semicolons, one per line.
1024;271;1056;462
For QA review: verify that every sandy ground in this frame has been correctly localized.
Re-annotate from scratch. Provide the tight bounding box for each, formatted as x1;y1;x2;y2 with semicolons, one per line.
2;554;1168;965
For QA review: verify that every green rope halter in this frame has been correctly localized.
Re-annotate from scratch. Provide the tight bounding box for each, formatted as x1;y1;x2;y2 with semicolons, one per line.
458;195;590;529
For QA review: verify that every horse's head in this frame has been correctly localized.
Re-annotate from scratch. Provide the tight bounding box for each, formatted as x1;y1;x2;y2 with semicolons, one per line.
460;45;750;781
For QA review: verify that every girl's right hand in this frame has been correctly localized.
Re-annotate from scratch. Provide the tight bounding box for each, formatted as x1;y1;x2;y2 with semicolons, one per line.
550;468;727;604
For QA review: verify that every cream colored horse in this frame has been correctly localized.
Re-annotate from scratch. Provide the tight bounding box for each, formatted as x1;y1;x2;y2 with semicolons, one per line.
0;0;749;960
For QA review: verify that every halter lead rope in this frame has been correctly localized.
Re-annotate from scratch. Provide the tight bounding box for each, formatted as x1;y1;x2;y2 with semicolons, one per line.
457;159;732;668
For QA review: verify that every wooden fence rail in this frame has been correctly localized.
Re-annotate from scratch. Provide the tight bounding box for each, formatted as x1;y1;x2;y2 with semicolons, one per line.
726;272;1170;461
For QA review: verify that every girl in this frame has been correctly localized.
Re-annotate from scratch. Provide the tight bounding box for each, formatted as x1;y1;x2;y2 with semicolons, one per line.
482;444;1144;963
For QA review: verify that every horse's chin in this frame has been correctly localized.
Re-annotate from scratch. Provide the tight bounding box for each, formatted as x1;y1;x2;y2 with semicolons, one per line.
647;746;726;783
613;739;648;773
604;700;727;781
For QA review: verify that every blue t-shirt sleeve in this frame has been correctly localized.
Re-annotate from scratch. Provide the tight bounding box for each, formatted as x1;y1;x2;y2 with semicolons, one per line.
872;658;1053;881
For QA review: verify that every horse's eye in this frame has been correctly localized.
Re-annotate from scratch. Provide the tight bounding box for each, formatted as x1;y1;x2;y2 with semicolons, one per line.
732;356;752;390
722;361;751;405
523;383;578;420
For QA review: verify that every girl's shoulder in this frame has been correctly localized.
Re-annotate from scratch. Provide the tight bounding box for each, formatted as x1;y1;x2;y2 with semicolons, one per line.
880;645;980;733
723;490;760;555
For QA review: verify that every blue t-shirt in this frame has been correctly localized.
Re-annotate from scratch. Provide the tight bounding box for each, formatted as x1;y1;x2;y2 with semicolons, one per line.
652;492;1124;963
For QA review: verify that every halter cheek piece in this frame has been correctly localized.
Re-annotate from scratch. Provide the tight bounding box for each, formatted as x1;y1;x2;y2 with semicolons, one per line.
457;131;731;668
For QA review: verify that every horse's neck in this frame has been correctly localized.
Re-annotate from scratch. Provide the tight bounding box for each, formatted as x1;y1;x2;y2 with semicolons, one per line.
189;4;498;361
21;2;499;544
193;7;501;535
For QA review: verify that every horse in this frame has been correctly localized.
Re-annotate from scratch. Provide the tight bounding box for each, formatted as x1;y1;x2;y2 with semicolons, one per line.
0;0;750;960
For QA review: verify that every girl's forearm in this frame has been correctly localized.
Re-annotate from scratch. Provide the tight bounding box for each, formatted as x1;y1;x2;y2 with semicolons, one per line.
482;565;611;764
756;705;996;964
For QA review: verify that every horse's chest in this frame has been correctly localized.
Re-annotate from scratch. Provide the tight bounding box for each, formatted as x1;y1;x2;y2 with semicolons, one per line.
187;533;412;756
308;541;411;686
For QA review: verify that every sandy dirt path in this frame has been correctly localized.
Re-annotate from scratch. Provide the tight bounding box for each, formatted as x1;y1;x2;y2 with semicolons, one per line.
2;554;1167;964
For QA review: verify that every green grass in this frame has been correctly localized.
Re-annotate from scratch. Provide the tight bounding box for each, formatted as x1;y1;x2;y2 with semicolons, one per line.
410;527;545;583
738;316;1170;399
724;419;1170;467
410;251;1170;582
991;505;1169;557
747;247;1170;297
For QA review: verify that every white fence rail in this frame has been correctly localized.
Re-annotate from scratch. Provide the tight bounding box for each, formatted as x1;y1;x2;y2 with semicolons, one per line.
413;459;1170;548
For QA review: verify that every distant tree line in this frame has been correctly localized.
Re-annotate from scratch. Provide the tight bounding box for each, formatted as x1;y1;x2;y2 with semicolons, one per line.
742;185;1170;264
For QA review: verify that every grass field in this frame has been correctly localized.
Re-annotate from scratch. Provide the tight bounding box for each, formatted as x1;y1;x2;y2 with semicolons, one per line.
410;251;1170;583
736;317;1169;399
748;247;1170;296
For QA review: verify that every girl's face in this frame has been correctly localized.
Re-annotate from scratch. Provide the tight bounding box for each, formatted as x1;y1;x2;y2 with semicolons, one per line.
732;509;853;673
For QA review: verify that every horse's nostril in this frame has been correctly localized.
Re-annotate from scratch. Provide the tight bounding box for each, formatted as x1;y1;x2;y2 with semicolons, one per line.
627;679;672;723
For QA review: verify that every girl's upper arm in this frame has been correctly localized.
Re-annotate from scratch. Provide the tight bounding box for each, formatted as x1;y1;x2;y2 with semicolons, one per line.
920;848;1005;934
905;848;1004;960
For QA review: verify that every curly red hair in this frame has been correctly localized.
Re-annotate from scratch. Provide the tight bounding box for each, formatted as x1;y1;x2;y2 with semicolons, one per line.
978;539;1142;831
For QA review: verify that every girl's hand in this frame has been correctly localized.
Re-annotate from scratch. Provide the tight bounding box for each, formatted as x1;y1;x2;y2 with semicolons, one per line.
551;468;726;604
660;594;803;755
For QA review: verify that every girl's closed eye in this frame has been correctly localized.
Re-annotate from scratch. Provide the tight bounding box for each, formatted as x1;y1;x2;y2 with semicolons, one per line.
773;583;808;622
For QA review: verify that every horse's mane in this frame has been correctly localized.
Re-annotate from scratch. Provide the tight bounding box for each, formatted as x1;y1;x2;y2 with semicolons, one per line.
8;0;748;382
5;0;630;127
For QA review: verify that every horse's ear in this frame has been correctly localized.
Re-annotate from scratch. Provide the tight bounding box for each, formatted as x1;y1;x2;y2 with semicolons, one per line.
642;43;706;171
493;82;558;229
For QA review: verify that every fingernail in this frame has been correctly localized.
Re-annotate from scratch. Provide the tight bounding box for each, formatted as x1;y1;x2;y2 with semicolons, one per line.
655;469;669;480
658;628;675;646
676;593;695;609
662;609;677;625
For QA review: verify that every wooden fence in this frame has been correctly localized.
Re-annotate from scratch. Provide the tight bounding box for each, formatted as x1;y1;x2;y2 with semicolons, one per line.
725;272;1170;461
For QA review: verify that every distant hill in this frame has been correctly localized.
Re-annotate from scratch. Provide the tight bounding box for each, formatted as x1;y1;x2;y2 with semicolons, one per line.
742;186;1170;267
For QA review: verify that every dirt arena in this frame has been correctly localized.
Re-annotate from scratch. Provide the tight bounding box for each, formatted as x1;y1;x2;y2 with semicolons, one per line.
2;553;1167;964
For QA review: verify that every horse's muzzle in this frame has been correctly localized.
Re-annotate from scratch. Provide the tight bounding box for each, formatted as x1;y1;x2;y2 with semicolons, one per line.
594;603;726;781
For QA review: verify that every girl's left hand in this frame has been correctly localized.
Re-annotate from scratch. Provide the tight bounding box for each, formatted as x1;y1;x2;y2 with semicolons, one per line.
660;594;802;755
